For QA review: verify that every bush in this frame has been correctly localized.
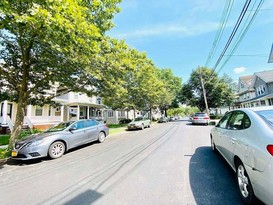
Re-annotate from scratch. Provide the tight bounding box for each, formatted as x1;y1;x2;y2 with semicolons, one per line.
19;128;41;139
119;118;132;124
210;114;222;119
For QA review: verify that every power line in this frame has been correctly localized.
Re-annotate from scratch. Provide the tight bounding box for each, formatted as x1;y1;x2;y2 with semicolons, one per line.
205;0;234;67
217;0;264;73
212;0;252;71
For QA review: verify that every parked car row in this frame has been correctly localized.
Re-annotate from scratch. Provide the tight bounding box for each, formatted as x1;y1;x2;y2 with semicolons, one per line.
210;106;273;205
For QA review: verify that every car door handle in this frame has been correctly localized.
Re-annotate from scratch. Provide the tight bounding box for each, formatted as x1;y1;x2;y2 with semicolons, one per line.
231;138;237;144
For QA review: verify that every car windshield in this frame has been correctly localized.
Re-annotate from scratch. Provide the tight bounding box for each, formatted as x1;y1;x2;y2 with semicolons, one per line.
255;110;273;126
45;122;74;132
134;117;143;121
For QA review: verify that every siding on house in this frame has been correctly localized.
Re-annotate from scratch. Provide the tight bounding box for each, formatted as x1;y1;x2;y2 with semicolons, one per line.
237;70;273;108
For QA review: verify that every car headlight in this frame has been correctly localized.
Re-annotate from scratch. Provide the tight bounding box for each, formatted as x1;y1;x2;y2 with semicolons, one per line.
26;139;46;147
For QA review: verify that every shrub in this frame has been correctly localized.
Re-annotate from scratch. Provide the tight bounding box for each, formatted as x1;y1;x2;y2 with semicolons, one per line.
119;118;132;124
210;114;222;119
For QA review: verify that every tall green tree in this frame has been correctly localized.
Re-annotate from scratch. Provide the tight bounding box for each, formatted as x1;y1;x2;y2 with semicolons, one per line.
180;67;234;111
157;68;182;116
0;0;121;148
101;47;164;119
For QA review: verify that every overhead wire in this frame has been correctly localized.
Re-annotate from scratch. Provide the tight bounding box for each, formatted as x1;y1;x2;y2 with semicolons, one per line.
212;0;252;72
205;0;234;67
217;0;264;74
206;0;265;99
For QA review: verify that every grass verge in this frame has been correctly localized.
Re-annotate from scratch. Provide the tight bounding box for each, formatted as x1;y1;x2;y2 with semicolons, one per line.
0;135;10;146
109;127;127;135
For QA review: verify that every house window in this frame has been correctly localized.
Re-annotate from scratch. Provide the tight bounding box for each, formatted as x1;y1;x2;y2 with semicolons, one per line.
35;106;43;116
97;97;102;105
108;110;114;118
244;94;246;99
240;83;244;88
118;111;126;118
257;85;266;96
260;100;266;106
269;98;273;106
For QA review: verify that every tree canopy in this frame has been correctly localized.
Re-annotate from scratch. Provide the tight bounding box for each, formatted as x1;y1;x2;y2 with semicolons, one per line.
0;0;121;147
179;67;235;111
0;0;182;149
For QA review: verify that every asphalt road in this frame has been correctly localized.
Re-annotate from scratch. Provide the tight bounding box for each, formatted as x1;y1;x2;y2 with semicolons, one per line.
0;118;249;205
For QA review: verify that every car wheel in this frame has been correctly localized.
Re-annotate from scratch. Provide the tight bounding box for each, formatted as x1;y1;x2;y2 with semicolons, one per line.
148;123;151;128
98;132;106;143
210;136;217;153
236;160;256;204
48;141;65;159
141;124;144;130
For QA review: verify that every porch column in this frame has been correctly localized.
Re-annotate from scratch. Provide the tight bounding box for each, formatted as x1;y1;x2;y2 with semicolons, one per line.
2;100;8;124
87;106;90;119
26;105;32;118
60;106;64;122
67;106;70;121
77;105;80;120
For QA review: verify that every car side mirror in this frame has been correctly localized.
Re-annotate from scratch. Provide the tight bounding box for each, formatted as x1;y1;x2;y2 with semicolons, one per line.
69;126;77;132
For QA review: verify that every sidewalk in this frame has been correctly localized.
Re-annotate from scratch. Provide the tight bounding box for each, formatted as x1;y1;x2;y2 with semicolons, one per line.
0;145;8;149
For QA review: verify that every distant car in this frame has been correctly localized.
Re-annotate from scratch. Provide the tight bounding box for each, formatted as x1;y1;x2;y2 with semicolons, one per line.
158;116;169;123
191;112;210;125
127;117;151;130
210;107;273;205
12;119;109;160
169;116;175;121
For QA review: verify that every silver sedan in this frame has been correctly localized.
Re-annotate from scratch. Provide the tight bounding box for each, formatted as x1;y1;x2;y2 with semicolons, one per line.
210;107;273;205
12;119;109;160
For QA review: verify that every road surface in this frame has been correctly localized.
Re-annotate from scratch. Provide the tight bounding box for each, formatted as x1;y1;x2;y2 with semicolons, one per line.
0;118;246;205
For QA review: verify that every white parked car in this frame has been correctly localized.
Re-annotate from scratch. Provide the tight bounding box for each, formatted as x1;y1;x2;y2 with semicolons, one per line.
127;117;151;130
210;107;273;205
191;112;210;125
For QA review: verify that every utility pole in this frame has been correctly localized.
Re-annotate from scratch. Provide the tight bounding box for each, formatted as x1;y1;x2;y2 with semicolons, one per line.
199;68;209;116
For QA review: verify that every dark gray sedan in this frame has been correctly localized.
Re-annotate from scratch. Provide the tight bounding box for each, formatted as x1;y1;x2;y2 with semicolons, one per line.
12;119;109;160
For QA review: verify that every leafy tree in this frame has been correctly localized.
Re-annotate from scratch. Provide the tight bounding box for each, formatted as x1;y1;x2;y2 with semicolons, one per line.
157;68;182;116
180;67;234;111
0;0;121;148
101;47;165;119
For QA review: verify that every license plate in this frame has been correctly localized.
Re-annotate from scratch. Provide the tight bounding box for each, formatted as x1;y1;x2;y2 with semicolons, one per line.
12;151;18;157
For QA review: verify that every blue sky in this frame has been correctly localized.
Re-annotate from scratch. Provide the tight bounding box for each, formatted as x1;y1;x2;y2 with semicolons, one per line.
107;0;273;83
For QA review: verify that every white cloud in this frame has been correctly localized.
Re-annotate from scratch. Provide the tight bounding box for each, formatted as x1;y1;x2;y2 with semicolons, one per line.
111;21;219;39
234;67;247;74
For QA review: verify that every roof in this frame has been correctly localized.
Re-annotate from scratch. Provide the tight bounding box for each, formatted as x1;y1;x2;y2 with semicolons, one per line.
239;75;253;82
238;75;253;87
254;70;273;83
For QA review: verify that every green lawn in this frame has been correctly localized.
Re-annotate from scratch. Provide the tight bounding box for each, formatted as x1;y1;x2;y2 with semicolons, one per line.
0;135;10;146
109;127;127;135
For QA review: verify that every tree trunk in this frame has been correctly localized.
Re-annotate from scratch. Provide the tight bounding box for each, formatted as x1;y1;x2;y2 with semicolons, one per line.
149;107;152;120
8;99;26;150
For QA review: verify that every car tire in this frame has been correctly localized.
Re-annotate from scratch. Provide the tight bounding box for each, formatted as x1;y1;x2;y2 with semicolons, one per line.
210;136;217;153
98;132;106;143
48;141;65;159
148;123;151;128
236;160;256;205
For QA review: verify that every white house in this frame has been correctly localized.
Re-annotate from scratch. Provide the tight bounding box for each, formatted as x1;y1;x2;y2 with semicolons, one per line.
0;90;136;133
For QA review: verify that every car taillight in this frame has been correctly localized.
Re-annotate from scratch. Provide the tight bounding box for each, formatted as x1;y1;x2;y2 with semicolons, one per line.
193;117;199;120
204;117;210;119
267;145;273;156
